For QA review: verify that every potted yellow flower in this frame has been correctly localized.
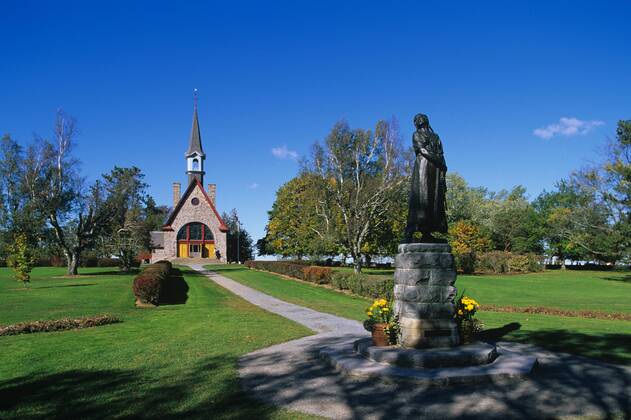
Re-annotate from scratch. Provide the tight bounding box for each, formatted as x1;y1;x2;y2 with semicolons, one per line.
365;298;399;346
454;294;483;343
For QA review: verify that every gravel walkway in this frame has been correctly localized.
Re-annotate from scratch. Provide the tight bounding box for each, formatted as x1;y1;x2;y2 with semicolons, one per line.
189;265;631;419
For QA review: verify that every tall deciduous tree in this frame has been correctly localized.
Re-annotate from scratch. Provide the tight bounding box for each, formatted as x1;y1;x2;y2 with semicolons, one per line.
448;220;492;273
563;120;630;262
26;111;110;275
262;173;336;259
446;172;491;225
305;118;407;273
485;186;544;254
0;135;43;256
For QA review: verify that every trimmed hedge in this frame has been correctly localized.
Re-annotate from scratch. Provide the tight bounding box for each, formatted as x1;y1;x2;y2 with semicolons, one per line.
0;314;121;336
132;260;173;305
244;260;392;300
303;266;333;284
244;260;313;281
330;272;393;301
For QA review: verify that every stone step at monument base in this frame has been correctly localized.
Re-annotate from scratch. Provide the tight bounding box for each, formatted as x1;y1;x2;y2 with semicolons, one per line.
354;338;497;369
319;339;538;386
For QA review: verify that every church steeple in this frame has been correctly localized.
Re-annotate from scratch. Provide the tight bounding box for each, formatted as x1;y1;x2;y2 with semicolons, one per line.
185;90;205;184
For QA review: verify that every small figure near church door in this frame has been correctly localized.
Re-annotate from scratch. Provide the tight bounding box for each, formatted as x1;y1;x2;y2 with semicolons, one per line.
405;113;448;242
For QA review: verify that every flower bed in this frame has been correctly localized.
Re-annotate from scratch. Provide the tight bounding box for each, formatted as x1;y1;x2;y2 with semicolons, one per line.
0;314;121;336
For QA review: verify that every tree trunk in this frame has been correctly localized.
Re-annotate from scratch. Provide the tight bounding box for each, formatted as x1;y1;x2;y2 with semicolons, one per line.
352;253;362;274
67;252;79;276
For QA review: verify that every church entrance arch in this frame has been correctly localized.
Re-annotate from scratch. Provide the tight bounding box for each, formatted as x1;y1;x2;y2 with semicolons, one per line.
177;222;215;258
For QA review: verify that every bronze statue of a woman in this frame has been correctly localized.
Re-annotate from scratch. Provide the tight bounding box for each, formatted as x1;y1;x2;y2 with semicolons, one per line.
405;113;448;242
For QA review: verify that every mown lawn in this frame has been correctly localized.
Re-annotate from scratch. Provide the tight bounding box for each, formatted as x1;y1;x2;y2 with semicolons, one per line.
208;265;631;365
334;266;631;314
0;266;317;419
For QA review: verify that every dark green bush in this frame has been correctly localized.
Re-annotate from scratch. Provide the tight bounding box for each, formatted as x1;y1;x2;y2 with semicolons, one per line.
132;261;172;305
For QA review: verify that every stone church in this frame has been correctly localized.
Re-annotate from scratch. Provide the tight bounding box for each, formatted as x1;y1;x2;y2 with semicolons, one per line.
150;103;228;262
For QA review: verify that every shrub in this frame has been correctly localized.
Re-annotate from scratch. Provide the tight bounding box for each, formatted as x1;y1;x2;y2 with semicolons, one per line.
331;272;393;300
132;261;172;305
243;260;306;280
160;268;189;304
97;257;122;267
302;266;332;284
50;255;65;267
81;254;99;267
7;233;36;286
0;314;121;336
475;251;543;274
245;260;394;300
454;252;476;274
476;251;510;273
133;276;162;305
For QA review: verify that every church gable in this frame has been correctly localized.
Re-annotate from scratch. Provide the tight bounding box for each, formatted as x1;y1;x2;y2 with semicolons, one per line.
150;97;228;263
164;179;228;232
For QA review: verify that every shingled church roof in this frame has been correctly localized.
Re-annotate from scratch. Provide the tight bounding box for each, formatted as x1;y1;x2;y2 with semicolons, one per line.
185;106;205;158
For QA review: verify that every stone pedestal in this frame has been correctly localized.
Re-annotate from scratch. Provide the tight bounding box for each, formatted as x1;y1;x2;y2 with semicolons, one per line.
394;243;460;348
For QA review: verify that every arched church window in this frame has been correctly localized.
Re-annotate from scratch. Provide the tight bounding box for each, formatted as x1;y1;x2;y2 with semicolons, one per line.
176;223;214;241
192;158;199;171
204;224;213;240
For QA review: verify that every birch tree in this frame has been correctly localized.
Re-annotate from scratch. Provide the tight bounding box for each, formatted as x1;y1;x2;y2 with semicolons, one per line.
27;111;109;275
307;118;407;273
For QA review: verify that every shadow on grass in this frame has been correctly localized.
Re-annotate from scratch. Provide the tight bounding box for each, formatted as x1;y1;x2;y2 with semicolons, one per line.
507;329;631;365
160;268;189;305
0;355;283;419
600;274;631;283
478;322;631;365
34;283;98;290
478;322;522;341
83;269;140;277
202;265;249;274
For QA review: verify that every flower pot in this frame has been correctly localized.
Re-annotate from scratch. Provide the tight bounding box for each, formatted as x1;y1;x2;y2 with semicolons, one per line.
371;323;389;347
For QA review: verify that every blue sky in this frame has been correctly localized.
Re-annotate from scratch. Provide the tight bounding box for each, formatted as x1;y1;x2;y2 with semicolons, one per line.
2;1;630;242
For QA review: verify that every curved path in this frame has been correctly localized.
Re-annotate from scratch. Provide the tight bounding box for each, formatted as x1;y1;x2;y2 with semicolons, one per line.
189;265;631;419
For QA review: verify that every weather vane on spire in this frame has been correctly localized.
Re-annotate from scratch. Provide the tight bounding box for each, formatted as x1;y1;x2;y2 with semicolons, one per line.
193;88;199;109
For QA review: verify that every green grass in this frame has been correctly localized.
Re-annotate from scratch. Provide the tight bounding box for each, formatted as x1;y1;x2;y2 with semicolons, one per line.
209;265;631;365
457;270;631;314
334;266;631;313
0;266;317;419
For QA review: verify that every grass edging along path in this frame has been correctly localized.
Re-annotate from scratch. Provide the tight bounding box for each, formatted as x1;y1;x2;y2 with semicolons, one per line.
206;265;631;365
0;266;319;419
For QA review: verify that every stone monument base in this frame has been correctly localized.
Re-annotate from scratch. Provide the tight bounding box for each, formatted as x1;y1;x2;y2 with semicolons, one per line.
394;243;460;348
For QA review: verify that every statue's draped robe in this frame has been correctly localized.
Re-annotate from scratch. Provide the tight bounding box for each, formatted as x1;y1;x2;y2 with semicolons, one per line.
406;130;448;235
